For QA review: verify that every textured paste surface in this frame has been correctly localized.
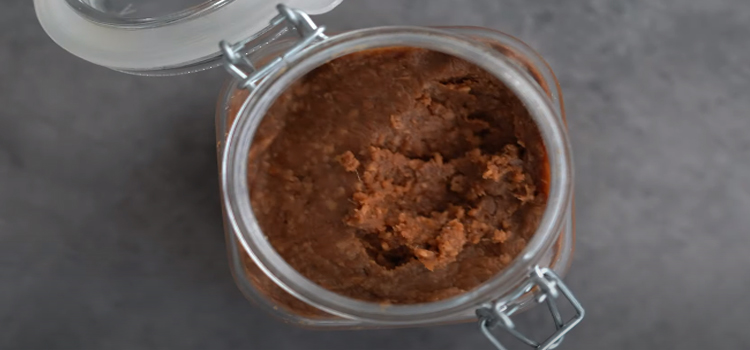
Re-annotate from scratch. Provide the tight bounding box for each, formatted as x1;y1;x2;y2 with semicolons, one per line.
247;47;549;304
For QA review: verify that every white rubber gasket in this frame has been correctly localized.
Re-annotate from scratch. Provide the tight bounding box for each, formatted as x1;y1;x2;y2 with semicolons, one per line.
34;0;342;72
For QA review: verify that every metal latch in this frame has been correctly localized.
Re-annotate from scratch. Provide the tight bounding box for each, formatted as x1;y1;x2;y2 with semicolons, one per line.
219;4;327;90
476;267;584;350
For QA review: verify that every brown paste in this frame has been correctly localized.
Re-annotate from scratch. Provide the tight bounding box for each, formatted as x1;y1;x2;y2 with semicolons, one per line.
243;47;549;305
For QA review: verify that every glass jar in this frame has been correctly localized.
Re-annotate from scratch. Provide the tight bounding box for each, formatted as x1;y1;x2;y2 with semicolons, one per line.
36;1;583;348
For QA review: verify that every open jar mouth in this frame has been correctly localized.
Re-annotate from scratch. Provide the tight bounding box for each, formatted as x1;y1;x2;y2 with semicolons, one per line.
222;26;573;324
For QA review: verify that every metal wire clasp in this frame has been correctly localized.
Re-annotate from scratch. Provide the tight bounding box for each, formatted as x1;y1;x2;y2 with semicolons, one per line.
476;267;584;350
219;4;327;90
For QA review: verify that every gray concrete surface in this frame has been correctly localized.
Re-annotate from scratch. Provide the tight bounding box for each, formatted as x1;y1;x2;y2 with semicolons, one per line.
2;0;750;349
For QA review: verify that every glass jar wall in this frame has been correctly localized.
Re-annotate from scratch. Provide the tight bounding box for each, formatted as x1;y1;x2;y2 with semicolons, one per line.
216;25;576;329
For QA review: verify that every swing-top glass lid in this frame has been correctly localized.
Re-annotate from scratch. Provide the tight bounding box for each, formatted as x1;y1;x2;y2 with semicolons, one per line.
34;0;342;75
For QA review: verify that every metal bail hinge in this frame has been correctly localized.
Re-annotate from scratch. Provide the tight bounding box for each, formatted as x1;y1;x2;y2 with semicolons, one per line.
219;4;327;90
476;267;584;350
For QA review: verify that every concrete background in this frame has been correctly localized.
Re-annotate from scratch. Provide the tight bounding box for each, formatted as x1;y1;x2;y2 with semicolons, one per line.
2;0;750;349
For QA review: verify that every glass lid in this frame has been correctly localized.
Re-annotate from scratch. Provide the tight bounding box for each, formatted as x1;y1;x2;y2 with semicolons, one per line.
34;0;342;75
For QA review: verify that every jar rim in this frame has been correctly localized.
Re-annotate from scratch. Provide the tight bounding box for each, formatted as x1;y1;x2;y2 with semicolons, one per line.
222;26;573;323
